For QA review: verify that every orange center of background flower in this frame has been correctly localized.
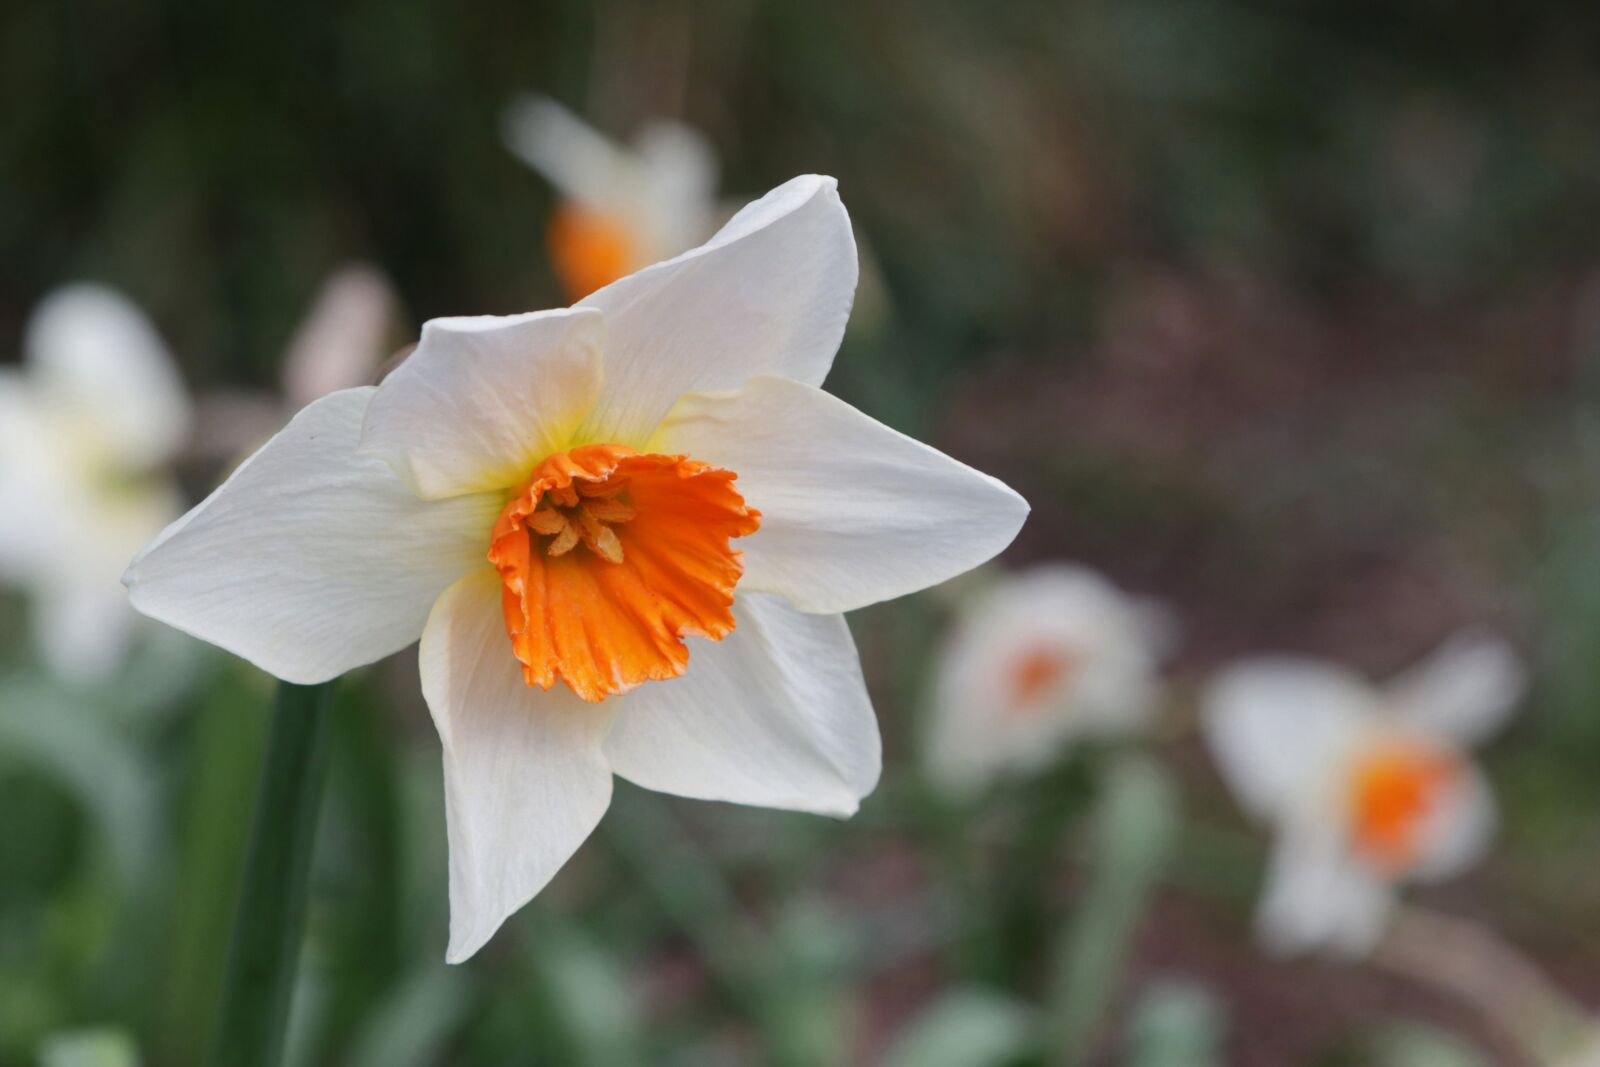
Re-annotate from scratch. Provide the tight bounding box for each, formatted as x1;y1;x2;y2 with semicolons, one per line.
547;202;639;301
487;443;760;703
1346;740;1461;873
1008;644;1081;712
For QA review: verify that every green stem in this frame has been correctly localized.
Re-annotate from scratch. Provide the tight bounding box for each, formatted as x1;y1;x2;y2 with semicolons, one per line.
206;680;336;1067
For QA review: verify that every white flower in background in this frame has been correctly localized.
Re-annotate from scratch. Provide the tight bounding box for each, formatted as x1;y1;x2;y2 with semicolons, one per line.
502;93;718;301
279;263;398;410
925;564;1170;796
193;264;400;462
0;285;189;680
124;176;1029;962
1202;633;1524;957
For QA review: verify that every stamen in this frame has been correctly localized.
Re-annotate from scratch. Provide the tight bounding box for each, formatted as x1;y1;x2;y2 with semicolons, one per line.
525;480;639;565
574;506;607;543
526;508;569;535
591;524;624;564
546;522;581;557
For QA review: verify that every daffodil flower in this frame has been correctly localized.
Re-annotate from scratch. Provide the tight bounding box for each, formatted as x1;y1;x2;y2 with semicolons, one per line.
192;264;400;463
502;94;718;301
925;564;1169;796
124;176;1028;961
1202;633;1524;956
278;263;399;411
1;285;189;680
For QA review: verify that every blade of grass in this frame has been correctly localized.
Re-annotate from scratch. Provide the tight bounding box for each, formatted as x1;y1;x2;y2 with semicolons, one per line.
160;670;269;1067
1043;755;1177;1065
205;680;335;1067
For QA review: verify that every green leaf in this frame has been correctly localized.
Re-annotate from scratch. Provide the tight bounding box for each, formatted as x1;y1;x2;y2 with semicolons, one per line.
206;680;335;1067
157;671;270;1067
346;967;473;1067
880;988;1038;1067
1043;755;1178;1064
1123;980;1226;1067
37;1028;142;1067
763;899;860;1067
524;923;642;1067
0;677;160;892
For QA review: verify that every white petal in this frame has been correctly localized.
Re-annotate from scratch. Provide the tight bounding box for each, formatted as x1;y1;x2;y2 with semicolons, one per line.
630;120;720;257
26;284;191;468
502;94;634;205
924;565;1162;796
359;307;605;498
1201;658;1375;823
1385;632;1525;746
0;370;180;681
653;376;1028;614
0;374;68;578
501;95;717;261
31;481;180;682
281;264;398;409
125;388;500;684
1257;818;1393;957
34;579;135;683
603;593;878;817
1411;760;1496;882
576;176;858;445
419;569;615;963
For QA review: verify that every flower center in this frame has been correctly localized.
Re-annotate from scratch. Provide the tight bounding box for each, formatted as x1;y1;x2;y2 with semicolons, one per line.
1346;739;1461;874
547;202;638;301
487;443;760;703
1008;643;1081;712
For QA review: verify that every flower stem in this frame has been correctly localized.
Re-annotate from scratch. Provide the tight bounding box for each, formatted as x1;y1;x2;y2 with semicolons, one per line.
206;680;336;1067
1371;904;1592;1063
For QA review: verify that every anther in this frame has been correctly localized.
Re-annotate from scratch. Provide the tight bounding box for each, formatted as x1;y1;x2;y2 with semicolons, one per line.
527;508;568;536
547;522;581;557
532;480;635;564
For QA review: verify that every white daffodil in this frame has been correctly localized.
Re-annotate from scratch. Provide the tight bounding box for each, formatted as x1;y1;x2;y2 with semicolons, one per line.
925;564;1169;796
193;264;400;463
124;176;1028;962
0;285;189;680
279;263;399;411
502;94;718;301
1202;633;1524;957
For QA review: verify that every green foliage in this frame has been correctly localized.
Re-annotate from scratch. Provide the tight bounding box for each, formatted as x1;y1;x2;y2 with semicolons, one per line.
881;989;1037;1067
207;681;335;1067
1044;756;1178;1065
1123;981;1226;1067
1319;1022;1493;1067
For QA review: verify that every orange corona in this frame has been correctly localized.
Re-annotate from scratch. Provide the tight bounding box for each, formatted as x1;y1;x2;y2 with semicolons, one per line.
487;443;760;702
1008;644;1080;711
1346;740;1460;873
547;203;638;301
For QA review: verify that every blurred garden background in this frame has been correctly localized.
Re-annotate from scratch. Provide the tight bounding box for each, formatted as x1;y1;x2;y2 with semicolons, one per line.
7;1;1600;1064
